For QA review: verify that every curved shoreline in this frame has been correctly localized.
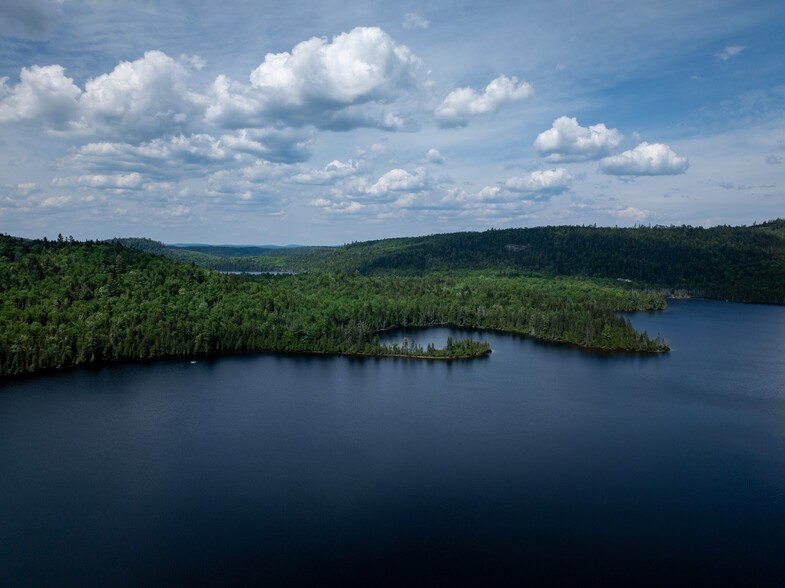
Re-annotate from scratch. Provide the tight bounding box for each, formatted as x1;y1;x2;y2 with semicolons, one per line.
2;323;672;382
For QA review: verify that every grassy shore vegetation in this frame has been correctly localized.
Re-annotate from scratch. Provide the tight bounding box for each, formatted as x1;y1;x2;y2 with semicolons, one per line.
0;235;669;376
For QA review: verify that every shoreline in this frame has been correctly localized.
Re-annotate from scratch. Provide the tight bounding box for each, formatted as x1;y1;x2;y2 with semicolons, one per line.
2;325;670;382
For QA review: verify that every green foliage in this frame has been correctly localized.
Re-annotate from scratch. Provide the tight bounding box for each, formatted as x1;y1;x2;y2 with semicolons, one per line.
142;220;785;304
0;235;668;377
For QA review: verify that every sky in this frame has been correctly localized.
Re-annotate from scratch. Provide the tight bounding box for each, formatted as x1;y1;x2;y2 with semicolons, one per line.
0;0;783;244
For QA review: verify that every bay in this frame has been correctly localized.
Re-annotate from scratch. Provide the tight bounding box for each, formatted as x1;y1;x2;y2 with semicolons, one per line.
1;300;784;585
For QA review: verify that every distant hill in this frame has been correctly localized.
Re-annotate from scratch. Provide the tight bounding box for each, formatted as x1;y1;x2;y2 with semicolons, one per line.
120;220;785;304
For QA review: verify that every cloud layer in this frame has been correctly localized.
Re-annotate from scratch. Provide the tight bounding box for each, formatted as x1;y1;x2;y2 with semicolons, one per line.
3;2;781;243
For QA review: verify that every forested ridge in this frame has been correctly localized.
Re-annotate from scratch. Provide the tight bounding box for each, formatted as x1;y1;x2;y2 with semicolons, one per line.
128;220;785;304
1;234;668;377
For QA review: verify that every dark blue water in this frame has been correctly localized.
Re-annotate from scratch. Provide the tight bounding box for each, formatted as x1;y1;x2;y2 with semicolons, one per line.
1;300;784;586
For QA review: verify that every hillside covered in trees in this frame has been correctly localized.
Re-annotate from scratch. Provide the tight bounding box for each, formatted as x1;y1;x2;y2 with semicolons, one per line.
124;220;785;304
1;234;669;377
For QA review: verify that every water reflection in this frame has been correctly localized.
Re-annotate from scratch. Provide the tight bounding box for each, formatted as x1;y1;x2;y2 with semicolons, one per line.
1;300;784;585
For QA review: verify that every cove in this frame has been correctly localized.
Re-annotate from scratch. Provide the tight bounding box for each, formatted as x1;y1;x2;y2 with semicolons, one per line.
1;300;784;585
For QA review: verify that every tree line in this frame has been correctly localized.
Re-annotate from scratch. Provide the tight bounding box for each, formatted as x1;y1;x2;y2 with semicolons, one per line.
128;220;785;304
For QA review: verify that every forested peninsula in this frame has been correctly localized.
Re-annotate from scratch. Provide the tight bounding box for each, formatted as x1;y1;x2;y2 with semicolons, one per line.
2;221;783;377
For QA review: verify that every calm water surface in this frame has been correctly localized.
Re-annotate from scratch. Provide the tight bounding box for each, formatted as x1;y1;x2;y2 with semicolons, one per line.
1;300;784;585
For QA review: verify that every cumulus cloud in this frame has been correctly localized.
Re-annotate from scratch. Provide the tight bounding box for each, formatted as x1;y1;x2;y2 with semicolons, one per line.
403;13;429;30
0;51;200;139
367;167;428;197
599;142;689;176
716;45;745;60
312;198;365;214
205;27;421;130
1;30;420;138
78;51;197;139
504;168;573;195
0;65;81;130
534;116;623;162
291;159;363;185
425;148;445;164
434;75;533;127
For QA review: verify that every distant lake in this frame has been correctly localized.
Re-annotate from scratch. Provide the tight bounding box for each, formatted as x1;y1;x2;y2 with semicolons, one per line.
1;300;784;585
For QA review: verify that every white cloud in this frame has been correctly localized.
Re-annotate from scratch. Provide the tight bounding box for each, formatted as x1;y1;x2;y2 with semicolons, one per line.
534;116;623;162
478;185;501;199
205;171;257;201
75;173;144;190
179;54;206;71
0;51;199;139
16;182;40;196
0;29;420;140
505;168;573;195
599;142;689;176
205;27;421;130
716;45;745;60
403;13;429;30
312;198;365;214
356;142;389;159
57;129;311;195
39;195;73;208
51;172;145;191
425;148;445;164
78;51;197;139
434;75;533;127
608;206;652;221
0;65;81;130
59;134;240;185
367;167;428;197
158;204;191;218
218;128;311;163
291;159;363;185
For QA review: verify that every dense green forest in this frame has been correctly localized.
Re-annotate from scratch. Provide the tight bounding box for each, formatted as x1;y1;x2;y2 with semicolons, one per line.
122;219;785;304
0;234;669;377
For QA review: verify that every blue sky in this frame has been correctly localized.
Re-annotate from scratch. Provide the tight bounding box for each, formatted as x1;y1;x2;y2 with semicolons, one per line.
1;0;783;244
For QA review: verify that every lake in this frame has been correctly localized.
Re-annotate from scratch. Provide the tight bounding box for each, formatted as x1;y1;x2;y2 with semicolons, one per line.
1;300;784;586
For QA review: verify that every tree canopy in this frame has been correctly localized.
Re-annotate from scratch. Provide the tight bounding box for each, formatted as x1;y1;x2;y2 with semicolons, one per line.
1;234;670;376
